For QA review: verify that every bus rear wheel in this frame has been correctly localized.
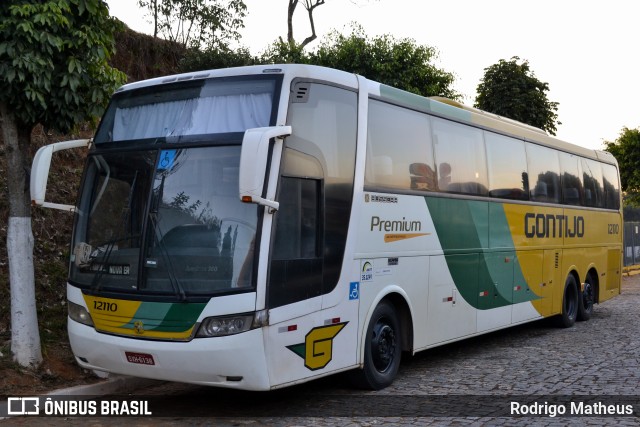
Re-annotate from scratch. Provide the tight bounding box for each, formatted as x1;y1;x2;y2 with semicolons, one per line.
578;274;595;321
349;300;401;390
555;275;579;328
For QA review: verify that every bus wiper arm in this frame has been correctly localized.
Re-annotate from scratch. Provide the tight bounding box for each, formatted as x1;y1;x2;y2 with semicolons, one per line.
148;212;186;301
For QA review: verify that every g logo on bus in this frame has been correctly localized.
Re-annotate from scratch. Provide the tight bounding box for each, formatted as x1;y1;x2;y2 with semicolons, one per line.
133;321;145;334
287;322;348;371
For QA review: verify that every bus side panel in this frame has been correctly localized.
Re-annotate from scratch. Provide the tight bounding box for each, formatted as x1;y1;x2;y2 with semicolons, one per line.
356;256;430;350
605;248;622;298
476;252;512;332
424;255;477;346
512;250;544;323
541;249;561;317
264;300;359;388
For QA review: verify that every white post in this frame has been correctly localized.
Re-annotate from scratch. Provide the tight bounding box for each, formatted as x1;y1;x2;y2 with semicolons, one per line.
8;216;43;367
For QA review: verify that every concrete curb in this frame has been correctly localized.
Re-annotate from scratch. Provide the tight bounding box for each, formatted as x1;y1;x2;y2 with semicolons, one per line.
45;374;164;396
623;264;640;276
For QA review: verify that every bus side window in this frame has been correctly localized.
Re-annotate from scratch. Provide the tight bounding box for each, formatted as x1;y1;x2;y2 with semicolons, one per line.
559;152;584;206
485;132;529;200
365;99;435;191
602;163;621;210
527;143;561;204
432;117;488;196
582;158;604;208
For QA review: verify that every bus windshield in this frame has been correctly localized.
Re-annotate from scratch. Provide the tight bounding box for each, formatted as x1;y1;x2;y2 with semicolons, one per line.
67;74;281;298
70;146;258;298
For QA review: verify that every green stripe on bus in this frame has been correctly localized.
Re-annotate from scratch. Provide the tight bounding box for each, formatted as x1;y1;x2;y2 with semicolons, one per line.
379;84;472;122
122;302;207;332
425;196;538;309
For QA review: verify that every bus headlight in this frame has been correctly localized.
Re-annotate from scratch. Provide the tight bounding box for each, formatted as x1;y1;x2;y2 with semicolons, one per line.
196;314;254;337
68;301;94;327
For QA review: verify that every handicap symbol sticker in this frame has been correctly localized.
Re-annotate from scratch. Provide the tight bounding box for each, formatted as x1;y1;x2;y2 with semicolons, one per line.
349;282;359;300
158;150;177;171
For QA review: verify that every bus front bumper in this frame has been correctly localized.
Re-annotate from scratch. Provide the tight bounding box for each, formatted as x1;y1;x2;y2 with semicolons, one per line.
68;318;271;391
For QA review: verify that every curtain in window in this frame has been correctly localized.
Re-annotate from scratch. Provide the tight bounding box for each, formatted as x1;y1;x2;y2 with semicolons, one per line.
112;93;272;141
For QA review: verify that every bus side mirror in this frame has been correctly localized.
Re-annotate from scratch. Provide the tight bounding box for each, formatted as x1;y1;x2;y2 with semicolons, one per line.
31;139;91;212
239;126;291;211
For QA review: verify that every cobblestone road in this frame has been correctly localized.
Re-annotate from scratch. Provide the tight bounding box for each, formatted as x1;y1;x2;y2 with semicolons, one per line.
5;275;640;426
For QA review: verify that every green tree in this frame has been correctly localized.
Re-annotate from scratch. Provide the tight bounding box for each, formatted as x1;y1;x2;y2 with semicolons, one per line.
260;38;310;64
0;0;125;366
138;0;247;50
604;127;640;205
475;56;560;135
179;46;258;72
307;26;459;99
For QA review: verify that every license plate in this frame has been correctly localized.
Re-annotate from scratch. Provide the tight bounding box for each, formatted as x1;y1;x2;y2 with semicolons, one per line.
125;351;155;365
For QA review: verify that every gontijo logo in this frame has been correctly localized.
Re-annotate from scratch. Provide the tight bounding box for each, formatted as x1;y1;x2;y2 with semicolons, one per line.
524;213;585;238
287;323;348;370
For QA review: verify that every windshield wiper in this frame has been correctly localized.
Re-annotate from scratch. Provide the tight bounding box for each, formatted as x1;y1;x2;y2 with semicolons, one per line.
148;212;186;301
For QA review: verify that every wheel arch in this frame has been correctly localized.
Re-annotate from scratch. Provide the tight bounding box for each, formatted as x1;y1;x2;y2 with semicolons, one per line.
585;266;600;304
358;286;415;363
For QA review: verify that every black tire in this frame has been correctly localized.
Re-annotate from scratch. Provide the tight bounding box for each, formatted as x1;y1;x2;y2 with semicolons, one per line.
578;273;595;321
555;275;579;328
349;301;401;390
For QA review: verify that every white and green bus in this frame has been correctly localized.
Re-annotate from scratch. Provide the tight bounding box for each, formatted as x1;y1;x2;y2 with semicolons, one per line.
32;64;622;390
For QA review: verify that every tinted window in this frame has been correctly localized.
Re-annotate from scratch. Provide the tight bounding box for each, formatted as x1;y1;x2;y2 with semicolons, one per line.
527;143;561;203
270;83;357;308
432;117;488;195
559;152;584;206
582;158;604;208
272;177;320;260
602;163;621;210
365;100;435;191
485;132;529;200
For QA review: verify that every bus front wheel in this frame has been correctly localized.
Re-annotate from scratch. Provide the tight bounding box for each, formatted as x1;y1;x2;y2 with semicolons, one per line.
555;275;579;328
350;300;401;390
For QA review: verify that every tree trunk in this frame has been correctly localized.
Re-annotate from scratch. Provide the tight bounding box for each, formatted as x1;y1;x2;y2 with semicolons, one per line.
287;0;297;47
0;102;43;367
153;0;159;38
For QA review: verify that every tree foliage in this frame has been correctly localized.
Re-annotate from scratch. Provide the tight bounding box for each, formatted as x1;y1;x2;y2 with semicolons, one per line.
308;26;459;99
179;46;258;72
604;127;640;206
138;0;247;50
475;56;560;135
0;0;126;133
